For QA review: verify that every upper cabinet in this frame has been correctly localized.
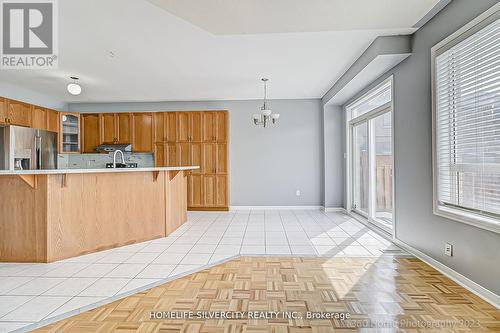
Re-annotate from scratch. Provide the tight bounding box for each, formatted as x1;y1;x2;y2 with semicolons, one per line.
31;106;47;130
60;112;80;153
0;97;60;133
0;98;7;125
177;112;190;142
201;111;227;143
132;113;153;152
177;112;202;142
47;109;59;133
100;113;132;145
154;112;177;143
81;114;100;153
31;106;60;133
7;99;32;127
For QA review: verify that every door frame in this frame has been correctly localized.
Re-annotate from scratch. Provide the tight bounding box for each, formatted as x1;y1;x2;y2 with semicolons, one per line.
345;76;396;238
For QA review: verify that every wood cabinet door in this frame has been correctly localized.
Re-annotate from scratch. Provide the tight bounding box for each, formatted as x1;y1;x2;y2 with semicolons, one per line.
202;143;216;174
166;143;177;166
100;113;116;144
203;175;216;207
216;111;228;143
47;109;59;133
216;144;227;174
202;112;216;142
154;143;165;167
190;112;202;142
177;112;190;142
191;143;202;174
60;112;80;153
81;114;100;153
177;143;191;166
215;175;228;207
153;112;165;142
32;106;47;130
165;112;177;142
132;113;153;152
0;98;7;124
188;174;203;207
117;113;132;144
8;99;32;127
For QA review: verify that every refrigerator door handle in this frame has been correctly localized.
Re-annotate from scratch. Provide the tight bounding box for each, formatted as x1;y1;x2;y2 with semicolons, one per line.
35;135;42;170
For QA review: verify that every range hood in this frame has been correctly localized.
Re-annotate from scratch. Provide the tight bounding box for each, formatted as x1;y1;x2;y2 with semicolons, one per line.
95;144;132;153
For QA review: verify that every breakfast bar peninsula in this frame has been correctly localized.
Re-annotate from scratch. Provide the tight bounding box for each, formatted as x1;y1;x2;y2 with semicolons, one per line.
0;166;198;262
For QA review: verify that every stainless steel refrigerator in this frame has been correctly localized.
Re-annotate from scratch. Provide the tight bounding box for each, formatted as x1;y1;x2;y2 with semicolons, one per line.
0;125;57;170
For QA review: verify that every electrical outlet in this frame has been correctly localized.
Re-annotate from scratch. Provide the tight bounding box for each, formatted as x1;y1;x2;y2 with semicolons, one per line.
295;190;301;197
445;243;453;257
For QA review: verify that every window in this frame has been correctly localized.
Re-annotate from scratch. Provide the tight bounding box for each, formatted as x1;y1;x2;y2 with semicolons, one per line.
433;8;500;233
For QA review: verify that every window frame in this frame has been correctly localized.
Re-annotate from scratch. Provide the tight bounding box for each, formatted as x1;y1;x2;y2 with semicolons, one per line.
431;3;500;234
345;76;395;237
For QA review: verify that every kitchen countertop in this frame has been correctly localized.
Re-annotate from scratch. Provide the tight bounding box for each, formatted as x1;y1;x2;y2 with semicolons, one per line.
0;166;199;175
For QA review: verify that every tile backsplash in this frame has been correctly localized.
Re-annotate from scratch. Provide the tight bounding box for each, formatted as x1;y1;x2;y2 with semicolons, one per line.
58;152;154;169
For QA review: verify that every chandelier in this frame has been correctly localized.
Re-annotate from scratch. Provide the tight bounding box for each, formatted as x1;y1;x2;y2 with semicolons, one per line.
253;78;280;127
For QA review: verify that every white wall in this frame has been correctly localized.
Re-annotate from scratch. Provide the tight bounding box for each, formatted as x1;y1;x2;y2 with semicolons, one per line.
69;99;324;207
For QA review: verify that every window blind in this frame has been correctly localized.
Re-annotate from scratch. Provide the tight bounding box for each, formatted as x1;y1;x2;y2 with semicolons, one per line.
436;16;500;219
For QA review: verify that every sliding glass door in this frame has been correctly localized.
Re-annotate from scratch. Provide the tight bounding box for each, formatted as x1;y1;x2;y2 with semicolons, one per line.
352;122;369;216
348;79;393;232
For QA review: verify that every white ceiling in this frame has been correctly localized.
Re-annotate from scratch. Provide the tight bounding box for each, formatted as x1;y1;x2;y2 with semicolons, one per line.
148;0;440;34
0;0;442;104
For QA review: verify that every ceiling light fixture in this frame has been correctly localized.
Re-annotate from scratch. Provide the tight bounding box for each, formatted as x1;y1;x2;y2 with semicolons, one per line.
67;76;82;96
253;78;279;128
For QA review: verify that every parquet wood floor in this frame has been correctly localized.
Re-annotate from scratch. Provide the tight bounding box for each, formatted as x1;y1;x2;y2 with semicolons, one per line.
35;257;500;332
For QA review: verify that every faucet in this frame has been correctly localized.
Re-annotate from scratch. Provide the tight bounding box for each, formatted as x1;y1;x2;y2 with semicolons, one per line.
113;150;126;168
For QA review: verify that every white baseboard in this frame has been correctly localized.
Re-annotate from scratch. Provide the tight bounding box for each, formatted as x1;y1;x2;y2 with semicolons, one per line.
324;207;347;213
230;206;323;211
393;239;500;309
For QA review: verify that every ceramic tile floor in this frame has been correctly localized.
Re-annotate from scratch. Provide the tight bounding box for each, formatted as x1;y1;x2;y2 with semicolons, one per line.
0;209;407;333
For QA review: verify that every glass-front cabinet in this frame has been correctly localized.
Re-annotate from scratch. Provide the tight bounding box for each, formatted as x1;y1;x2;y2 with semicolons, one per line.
60;112;80;153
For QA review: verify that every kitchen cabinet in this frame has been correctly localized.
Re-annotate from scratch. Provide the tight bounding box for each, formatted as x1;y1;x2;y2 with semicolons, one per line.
216;144;228;174
101;113;116;144
165;112;177;142
47;109;59;133
203;175;216;207
177;142;191;166
202;143;216;174
190;112;202;142
202;112;216;142
117;113;132;144
154;143;165;167
154;112;166;143
7;99;32;127
132;113;153;152
100;113;132;144
188;174;203;207
81;114;100;153
177;112;190;142
0;98;7;124
216;111;228;143
60;112;80;153
177;112;202;142
166;143;177;167
191;143;202;174
215;175;228;207
154;112;177;143
32;106;47;130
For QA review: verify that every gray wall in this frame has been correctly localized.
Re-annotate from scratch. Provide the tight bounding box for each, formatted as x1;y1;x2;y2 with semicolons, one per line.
341;0;500;295
323;105;344;208
70;99;323;207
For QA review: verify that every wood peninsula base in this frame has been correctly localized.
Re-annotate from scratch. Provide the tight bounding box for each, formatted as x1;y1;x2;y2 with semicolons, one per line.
0;168;194;262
